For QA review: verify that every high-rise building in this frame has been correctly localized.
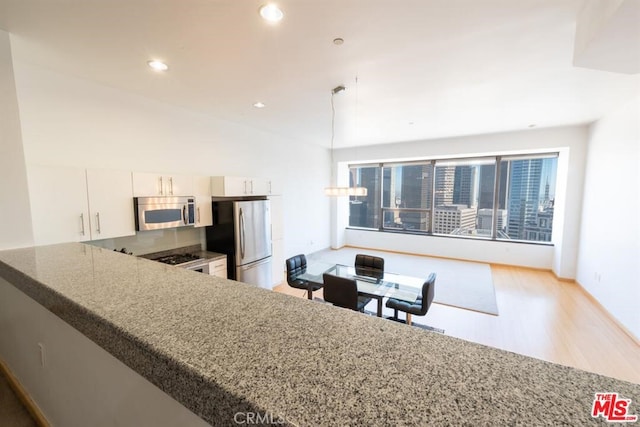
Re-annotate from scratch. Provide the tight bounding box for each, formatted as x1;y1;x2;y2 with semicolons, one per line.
477;208;507;233
397;164;431;230
477;163;508;210
453;166;477;207
434;166;455;207
523;204;554;242
433;204;476;234
506;159;543;239
349;166;380;228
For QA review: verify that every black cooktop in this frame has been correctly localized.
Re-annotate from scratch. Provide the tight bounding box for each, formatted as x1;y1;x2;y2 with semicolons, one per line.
152;253;202;265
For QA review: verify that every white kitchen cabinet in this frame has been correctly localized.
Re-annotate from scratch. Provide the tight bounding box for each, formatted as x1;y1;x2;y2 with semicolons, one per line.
211;176;275;196
28;165;91;245
193;175;213;227
132;172;193;197
210;257;227;279
27;166;135;244
211;176;247;197
86;169;136;240
252;178;276;195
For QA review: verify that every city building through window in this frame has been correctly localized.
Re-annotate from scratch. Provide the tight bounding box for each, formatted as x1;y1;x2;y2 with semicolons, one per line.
348;154;558;244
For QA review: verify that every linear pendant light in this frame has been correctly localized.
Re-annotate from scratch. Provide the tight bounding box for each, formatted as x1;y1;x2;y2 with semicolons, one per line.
324;186;368;196
325;84;367;197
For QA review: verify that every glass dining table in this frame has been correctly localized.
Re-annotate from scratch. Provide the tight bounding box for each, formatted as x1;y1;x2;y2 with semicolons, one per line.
291;260;425;317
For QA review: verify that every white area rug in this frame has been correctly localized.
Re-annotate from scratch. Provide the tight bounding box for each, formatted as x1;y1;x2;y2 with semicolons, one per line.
308;247;499;316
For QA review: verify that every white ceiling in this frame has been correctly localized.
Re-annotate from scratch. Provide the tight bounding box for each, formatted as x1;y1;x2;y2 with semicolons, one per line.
0;0;638;148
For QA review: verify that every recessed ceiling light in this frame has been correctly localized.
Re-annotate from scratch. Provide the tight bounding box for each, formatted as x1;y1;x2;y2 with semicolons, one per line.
253;102;266;108
148;60;168;72
333;38;344;45
528;124;537;128
259;4;284;22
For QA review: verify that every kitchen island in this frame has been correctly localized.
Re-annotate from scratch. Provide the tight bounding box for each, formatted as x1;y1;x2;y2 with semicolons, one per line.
0;243;638;426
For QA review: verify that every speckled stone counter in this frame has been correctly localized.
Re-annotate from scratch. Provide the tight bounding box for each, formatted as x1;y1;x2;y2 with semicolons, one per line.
0;243;638;426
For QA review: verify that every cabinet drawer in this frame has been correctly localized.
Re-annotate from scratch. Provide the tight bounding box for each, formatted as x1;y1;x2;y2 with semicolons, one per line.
212;269;227;279
210;258;227;269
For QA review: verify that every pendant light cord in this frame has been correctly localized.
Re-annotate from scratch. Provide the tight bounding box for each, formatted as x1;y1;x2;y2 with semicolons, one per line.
330;92;336;186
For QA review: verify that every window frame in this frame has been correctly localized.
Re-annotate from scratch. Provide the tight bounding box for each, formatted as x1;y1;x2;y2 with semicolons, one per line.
347;152;558;245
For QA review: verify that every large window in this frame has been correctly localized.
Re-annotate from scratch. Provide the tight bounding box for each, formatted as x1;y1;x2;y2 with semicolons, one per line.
348;165;381;229
382;163;432;232
348;153;558;244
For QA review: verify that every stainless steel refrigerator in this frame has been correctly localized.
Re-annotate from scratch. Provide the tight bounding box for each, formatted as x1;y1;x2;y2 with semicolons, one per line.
205;200;272;289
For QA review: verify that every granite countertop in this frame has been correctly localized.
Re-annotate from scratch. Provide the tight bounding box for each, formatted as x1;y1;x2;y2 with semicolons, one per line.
195;250;226;262
0;243;638;426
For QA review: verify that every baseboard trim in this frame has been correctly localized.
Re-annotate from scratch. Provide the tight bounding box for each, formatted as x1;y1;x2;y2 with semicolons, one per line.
574;282;640;347
0;358;50;427
550;269;575;282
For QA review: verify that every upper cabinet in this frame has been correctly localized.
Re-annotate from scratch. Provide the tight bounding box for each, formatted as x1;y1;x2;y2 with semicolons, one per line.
85;169;136;240
193;175;213;227
211;176;276;197
132;172;193;197
252;178;275;196
28;165;91;245
27;166;135;245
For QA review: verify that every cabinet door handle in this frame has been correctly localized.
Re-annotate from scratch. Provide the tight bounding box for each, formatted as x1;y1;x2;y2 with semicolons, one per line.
80;213;85;236
169;177;174;195
243;180;247;194
268;181;272;194
239;208;245;259
250;180;254;194
96;212;101;234
197;206;201;223
159;176;164;195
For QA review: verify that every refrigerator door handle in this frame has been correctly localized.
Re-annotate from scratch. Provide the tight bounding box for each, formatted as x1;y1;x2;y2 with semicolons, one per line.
238;256;271;271
239;208;245;260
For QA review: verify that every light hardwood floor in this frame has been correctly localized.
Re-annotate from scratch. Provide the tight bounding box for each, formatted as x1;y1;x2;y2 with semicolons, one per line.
274;264;640;384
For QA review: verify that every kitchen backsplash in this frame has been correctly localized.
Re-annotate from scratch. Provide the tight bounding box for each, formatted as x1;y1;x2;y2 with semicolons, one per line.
89;227;205;256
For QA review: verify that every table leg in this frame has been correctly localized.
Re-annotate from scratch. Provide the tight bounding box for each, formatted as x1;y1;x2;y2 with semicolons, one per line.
377;298;383;317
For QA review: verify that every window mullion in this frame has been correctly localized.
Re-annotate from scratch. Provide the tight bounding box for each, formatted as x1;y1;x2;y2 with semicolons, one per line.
378;163;384;231
430;160;436;234
491;156;501;240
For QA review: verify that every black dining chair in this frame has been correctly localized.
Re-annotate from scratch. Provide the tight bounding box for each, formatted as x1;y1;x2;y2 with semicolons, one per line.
285;254;322;300
386;273;436;326
322;273;371;312
354;254;385;280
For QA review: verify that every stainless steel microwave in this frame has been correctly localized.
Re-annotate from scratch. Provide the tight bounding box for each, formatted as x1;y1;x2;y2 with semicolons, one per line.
134;196;195;231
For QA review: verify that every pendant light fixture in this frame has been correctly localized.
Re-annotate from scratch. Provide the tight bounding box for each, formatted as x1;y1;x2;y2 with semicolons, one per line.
324;84;368;197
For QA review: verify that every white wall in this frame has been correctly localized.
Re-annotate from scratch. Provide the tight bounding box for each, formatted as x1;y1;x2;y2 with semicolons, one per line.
9;56;331;261
345;228;554;269
0;277;210;427
332;126;588;276
577;94;640;340
0;31;33;249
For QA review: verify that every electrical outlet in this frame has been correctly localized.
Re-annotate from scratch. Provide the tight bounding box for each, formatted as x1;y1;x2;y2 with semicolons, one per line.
38;343;46;368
